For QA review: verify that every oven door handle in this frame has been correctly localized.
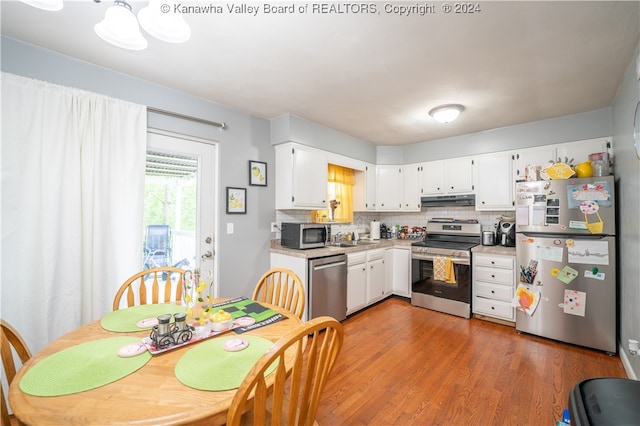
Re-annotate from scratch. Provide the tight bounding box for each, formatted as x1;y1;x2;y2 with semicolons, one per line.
411;254;470;265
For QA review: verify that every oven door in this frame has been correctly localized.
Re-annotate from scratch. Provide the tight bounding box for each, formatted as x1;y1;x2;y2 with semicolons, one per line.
411;253;471;303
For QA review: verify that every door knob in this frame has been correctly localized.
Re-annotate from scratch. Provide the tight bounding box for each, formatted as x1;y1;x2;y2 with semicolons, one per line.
201;250;213;259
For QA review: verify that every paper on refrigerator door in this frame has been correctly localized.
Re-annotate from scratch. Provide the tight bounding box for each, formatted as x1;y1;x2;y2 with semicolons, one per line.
563;289;586;317
567;240;609;265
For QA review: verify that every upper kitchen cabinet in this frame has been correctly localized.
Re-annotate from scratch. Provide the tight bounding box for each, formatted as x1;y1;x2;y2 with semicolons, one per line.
420;157;474;196
353;163;376;211
512;146;556;181
375;165;421;211
376;165;402;210
275;143;327;210
555;137;611;165
474;152;514;211
402;164;421;211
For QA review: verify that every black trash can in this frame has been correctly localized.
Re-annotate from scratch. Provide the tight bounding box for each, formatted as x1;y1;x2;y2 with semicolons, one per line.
569;377;640;426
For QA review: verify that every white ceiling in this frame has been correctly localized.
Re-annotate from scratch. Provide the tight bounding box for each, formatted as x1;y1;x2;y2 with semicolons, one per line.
2;1;639;146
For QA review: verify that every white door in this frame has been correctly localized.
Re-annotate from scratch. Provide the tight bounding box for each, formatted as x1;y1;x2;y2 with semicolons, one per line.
145;130;218;294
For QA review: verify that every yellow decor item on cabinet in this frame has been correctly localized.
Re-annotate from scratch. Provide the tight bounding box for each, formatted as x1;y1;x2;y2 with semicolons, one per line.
575;161;594;178
540;162;575;180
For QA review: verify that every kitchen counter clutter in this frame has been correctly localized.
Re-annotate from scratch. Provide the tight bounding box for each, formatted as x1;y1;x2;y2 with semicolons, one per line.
269;238;413;258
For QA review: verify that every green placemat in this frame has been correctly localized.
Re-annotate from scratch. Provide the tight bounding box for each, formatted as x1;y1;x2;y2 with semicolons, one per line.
19;336;151;397
175;335;275;391
101;304;186;332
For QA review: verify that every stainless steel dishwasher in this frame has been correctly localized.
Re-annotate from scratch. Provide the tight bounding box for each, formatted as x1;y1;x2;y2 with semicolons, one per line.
308;254;347;321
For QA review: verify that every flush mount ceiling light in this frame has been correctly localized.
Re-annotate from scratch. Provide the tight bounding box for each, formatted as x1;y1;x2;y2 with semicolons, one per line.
429;104;465;124
137;0;191;43
19;0;63;11
94;0;148;50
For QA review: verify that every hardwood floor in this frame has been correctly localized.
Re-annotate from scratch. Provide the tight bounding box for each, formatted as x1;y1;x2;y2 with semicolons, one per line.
315;297;627;425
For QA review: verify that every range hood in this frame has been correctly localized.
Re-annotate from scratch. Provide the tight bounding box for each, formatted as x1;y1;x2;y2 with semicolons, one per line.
421;194;476;208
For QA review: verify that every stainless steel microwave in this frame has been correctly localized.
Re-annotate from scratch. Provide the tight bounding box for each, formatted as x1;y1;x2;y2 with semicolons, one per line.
281;223;331;249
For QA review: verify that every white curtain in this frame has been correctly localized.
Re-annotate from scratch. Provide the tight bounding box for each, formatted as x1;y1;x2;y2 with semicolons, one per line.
1;73;147;354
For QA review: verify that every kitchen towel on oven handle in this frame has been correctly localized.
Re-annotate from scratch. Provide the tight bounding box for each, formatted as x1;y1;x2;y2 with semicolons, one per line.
434;256;457;284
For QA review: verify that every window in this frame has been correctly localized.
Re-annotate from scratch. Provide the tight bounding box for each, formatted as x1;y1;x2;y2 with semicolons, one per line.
313;164;355;223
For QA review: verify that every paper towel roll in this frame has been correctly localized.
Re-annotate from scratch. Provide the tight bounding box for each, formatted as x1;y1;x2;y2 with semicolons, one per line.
370;221;380;240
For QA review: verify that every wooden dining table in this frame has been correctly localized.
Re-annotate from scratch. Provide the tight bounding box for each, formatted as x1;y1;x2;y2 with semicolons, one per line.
9;299;302;425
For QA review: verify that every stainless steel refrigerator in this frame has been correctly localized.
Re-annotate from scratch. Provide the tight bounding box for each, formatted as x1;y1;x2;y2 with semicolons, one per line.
514;176;616;353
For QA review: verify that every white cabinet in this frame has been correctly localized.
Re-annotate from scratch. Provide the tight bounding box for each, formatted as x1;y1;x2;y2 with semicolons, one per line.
474;152;514;211
376;164;421;211
512;146;556;181
347;249;386;314
420;157;474;196
275;143;327;210
353;163;376;211
347;252;367;314
402;164;421;211
419;160;444;195
376;165;402;210
472;253;516;322
366;249;386;303
385;247;410;297
555;137;609;165
446;157;475;194
269;253;309;321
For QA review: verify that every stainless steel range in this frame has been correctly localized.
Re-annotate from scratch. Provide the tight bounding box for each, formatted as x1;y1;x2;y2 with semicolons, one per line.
411;220;481;318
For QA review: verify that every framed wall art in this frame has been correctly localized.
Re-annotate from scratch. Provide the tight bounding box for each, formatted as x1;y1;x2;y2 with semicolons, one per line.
249;160;267;186
226;187;246;214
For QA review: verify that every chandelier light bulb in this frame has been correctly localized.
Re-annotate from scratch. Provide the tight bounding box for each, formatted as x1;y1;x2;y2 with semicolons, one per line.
94;0;148;50
19;0;63;11
137;0;191;43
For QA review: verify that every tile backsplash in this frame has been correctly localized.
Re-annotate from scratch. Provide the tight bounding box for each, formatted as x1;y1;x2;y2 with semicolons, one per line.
275;207;514;239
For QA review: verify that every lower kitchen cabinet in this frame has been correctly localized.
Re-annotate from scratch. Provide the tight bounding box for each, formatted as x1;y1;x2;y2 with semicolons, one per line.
472;252;516;322
270;253;309;320
385;247;410;297
366;249;386;304
347;252;367;314
347;249;386;314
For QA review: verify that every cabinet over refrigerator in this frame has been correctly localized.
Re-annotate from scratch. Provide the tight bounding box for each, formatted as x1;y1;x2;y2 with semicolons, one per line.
514;176;617;353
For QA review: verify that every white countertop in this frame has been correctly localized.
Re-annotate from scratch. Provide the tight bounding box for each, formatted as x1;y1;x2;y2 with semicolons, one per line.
471;245;516;256
269;239;414;258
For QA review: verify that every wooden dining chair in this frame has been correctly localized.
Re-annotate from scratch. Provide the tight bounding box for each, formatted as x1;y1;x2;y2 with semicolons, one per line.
252;268;305;320
227;316;344;426
1;319;32;426
112;266;187;311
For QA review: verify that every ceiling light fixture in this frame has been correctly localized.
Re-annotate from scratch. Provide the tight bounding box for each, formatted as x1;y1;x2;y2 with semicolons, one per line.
94;0;148;51
137;0;191;43
429;104;465;124
19;0;63;11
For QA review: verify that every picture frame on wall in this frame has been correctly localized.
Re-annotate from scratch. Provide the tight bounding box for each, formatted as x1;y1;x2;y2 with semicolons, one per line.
226;187;246;214
249;160;267;186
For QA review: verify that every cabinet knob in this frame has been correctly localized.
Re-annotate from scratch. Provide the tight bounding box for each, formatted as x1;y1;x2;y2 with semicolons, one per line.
491;275;495;278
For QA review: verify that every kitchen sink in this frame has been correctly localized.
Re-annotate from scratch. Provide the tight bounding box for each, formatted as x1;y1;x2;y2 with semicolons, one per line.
338;240;379;247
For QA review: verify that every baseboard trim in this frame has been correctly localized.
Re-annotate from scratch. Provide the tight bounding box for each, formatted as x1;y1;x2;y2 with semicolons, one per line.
619;344;638;380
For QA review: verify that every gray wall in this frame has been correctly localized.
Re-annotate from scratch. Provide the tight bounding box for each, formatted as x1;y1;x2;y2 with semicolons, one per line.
401;108;612;162
1;36;275;299
611;42;640;379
